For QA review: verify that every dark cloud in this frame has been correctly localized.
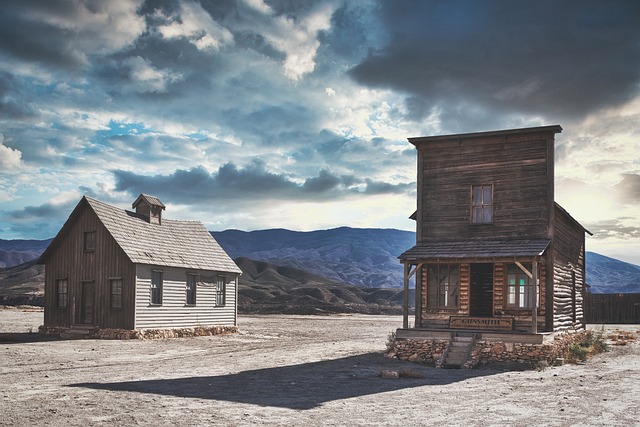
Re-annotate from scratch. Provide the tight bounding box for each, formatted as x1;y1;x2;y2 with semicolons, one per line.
350;0;640;128
113;160;413;203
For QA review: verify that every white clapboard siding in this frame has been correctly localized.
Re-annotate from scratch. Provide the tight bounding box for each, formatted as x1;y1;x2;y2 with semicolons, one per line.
134;264;237;329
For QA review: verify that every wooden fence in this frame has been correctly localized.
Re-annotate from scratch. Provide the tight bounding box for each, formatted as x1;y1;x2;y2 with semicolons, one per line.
584;293;640;324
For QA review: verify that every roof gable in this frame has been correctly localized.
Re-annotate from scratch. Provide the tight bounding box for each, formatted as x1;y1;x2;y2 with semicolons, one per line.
41;196;241;274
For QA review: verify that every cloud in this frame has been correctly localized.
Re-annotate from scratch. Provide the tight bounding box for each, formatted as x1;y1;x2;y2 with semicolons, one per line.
0;136;25;171
112;159;413;204
156;0;234;51
349;0;640;128
0;0;145;70
615;174;640;204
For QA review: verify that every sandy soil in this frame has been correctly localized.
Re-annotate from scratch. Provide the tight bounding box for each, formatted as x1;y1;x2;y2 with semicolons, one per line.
1;307;639;426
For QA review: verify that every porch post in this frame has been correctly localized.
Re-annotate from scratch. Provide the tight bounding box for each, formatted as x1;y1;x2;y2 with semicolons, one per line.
532;258;538;334
414;264;422;329
403;262;409;329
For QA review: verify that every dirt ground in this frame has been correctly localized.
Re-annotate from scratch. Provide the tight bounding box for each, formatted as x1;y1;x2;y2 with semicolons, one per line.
1;307;639;426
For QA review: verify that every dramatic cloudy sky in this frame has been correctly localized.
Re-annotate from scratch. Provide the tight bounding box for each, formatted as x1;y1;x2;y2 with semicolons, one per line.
1;0;639;264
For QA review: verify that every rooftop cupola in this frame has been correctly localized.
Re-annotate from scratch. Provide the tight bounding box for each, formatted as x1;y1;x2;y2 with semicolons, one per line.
132;194;165;225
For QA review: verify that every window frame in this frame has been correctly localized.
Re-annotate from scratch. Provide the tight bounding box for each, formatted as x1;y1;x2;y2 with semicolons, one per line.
56;278;68;308
150;270;163;305
506;263;539;309
186;273;197;306
83;231;96;252
426;264;459;309
470;184;494;224
215;276;226;307
109;278;123;310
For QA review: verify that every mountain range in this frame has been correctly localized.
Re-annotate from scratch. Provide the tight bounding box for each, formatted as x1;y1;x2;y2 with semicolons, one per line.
0;228;639;304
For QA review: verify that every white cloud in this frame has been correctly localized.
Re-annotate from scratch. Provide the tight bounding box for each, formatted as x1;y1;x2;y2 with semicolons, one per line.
242;0;334;80
0;136;25;171
123;56;182;93
158;1;233;51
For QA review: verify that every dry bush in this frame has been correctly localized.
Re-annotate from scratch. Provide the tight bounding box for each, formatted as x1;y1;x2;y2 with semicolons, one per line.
607;330;639;346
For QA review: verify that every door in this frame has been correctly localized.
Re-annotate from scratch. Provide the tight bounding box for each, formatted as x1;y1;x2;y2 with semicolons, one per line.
80;281;95;325
470;263;493;317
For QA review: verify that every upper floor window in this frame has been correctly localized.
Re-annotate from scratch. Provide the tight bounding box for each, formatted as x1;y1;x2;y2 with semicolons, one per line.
186;274;197;305
151;270;163;305
84;231;96;251
471;184;493;224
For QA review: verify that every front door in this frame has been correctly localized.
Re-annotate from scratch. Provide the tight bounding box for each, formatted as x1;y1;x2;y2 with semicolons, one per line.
470;263;493;317
80;281;95;325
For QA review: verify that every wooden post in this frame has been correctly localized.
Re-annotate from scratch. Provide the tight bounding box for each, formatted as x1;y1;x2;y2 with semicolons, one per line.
532;258;538;334
414;264;422;329
403;262;409;329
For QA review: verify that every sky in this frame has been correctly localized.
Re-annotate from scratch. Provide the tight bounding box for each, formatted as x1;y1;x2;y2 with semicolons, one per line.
0;0;639;265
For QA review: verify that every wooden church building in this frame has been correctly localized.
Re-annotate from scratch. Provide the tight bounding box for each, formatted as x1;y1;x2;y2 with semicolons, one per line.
397;125;591;351
39;194;241;335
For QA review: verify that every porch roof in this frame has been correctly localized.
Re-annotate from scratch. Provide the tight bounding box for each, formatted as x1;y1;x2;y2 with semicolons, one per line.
399;239;550;261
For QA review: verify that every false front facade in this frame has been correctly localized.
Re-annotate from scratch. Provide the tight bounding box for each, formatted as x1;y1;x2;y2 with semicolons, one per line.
399;126;591;336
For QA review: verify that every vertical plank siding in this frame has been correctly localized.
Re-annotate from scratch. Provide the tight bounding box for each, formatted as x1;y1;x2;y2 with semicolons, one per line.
135;265;238;329
44;204;135;329
584;293;640;324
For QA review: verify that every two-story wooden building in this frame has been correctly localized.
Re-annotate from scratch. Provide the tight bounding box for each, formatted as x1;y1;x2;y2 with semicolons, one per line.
39;194;242;336
397;126;591;358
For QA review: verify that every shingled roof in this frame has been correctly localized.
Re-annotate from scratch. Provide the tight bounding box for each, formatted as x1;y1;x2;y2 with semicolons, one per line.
41;196;241;274
399;239;550;261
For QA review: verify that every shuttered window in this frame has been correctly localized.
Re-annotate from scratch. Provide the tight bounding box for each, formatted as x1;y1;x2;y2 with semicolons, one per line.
84;231;96;251
471;185;493;224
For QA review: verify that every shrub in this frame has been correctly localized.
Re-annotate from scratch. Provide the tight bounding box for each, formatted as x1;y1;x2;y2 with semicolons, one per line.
566;343;589;363
385;331;396;352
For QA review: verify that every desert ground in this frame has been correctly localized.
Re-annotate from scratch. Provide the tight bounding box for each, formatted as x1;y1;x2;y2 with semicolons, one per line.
1;308;639;426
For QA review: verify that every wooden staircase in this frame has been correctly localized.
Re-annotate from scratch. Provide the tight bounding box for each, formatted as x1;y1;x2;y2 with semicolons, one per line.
442;333;475;368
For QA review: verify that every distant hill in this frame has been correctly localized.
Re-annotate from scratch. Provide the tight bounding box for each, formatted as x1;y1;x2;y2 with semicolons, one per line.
1;229;639;295
213;227;416;288
0;238;52;268
586;252;640;293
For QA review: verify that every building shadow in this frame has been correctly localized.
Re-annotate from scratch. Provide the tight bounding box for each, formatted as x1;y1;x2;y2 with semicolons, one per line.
69;352;503;410
0;332;63;344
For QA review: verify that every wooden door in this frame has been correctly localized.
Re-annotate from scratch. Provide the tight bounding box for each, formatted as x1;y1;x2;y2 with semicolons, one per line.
80;281;95;325
470;264;493;317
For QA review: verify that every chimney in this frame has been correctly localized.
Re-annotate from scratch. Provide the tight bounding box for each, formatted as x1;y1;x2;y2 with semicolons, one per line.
132;194;165;225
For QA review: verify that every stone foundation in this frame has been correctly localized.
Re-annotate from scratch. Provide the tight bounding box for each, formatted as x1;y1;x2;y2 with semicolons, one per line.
38;325;239;340
389;330;591;369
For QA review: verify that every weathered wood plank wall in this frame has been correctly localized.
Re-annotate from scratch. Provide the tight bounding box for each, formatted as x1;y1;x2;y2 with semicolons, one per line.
584;293;640;324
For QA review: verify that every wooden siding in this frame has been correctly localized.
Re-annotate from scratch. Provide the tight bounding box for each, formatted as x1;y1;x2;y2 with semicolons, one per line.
552;207;586;331
134;265;238;329
43;204;136;329
584;293;640;324
416;131;555;243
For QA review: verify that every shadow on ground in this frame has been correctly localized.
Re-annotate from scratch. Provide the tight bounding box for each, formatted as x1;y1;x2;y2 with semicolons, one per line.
0;332;62;344
69;352;502;410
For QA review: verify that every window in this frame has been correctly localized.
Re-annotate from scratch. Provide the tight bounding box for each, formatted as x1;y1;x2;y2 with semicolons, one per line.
471;184;493;224
427;264;459;308
56;278;68;308
84;231;96;251
150;271;163;305
110;278;123;309
506;263;539;308
215;276;226;307
186;274;197;305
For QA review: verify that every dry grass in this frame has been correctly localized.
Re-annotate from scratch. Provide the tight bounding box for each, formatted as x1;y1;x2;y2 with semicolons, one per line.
608;330;639;346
